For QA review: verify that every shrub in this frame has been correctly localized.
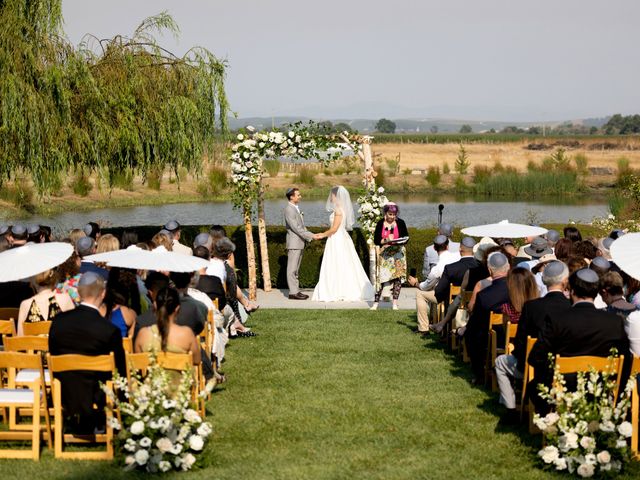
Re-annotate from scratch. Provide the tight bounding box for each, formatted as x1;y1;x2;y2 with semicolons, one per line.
617;157;631;174
472;165;492;184
264;159;280;178
112;168;135;191
550;148;572;172
574;153;589;176
70;169;93;196
295;166;316;186
493;159;505;173
323;168;332;176
454;175;467;191
442;162;450;174
375;167;386;188
616;157;634;187
41;170;63;196
146;167;163;191
197;165;228;197
454;143;470;174
425;166;441;187
402;168;412;175
0;177;35;212
386;158;400;176
526;160;540;172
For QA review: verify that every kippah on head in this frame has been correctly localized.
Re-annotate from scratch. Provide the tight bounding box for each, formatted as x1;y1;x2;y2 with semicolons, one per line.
601;237;614;250
11;224;26;236
83;224;93;236
488;252;508;269
76;236;94;255
78;271;101;287
193;232;211;248
286;187;296;198
543;261;566;281
461;236;476;248
546;229;560;242
27;224;40;235
439;223;453;237
0;225;8;236
576;268;599;284
158;229;173;239
434;234;448;246
164;220;180;232
590;256;611;271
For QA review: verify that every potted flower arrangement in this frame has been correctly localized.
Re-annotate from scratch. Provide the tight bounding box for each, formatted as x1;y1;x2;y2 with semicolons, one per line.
103;355;215;472
534;361;636;477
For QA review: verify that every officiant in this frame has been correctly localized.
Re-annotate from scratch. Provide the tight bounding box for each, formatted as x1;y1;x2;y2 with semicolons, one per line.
371;202;409;311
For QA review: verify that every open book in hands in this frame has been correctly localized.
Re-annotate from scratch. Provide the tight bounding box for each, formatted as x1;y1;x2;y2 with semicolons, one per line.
384;236;409;245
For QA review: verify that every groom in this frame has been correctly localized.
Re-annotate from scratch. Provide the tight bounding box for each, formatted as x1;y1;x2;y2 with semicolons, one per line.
284;187;319;299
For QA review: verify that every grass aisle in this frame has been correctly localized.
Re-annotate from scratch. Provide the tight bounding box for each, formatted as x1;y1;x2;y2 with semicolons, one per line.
1;309;638;479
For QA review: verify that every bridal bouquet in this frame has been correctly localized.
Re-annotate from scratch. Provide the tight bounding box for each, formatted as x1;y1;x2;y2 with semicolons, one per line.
357;183;388;244
102;354;215;473
533;359;635;477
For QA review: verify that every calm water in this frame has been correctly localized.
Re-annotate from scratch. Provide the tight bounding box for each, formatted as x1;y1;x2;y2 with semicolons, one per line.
2;193;609;235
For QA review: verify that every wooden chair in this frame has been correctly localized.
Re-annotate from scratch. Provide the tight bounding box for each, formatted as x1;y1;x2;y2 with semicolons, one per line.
47;353;116;460
0;352;51;459
630;355;640;460
520;336;537;421
554;354;625;402
485;312;505;388
3;336;50;430
122;337;133;354
443;285;461;348
23;321;52;337
0;319;16;340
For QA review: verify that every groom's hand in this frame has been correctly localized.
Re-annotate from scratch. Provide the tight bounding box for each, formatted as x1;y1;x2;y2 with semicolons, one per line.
312;233;322;240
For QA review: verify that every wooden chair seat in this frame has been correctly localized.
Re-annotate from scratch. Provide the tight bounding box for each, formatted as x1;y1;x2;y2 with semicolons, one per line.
23;321;52;337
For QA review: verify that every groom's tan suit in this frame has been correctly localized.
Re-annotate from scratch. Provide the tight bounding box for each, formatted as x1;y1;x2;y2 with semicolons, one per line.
284;202;314;295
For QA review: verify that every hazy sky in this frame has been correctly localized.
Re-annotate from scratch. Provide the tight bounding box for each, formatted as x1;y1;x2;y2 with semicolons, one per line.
62;1;640;121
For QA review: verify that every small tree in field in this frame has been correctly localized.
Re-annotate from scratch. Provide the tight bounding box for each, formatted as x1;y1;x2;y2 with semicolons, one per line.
455;143;470;175
459;124;472;134
375;118;396;133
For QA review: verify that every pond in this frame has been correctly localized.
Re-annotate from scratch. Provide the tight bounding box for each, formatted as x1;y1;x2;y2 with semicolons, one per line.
2;193;610;235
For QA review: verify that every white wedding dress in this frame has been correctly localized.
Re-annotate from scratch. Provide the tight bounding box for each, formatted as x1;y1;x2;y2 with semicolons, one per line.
312;209;375;302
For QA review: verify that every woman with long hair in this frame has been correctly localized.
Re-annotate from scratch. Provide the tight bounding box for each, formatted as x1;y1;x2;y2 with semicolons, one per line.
17;268;75;335
134;287;200;365
102;267;140;338
502;267;539;323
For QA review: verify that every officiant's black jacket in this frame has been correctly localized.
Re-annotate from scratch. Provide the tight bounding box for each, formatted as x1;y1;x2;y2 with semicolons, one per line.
511;291;570;371
49;305;126;417
434;256;480;304
373;218;408;246
529;302;631;394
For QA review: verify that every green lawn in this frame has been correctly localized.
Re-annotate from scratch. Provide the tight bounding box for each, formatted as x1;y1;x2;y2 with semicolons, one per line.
0;309;638;479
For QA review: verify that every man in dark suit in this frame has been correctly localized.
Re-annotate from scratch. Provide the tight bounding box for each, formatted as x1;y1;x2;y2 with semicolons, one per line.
528;268;631;412
495;261;570;421
463;252;510;384
49;272;126;434
434;236;479;305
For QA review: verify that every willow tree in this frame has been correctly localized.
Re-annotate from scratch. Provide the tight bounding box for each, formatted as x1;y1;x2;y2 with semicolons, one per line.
0;1;229;196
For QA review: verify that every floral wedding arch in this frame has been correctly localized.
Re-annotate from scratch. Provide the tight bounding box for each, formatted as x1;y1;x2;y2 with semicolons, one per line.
229;124;387;299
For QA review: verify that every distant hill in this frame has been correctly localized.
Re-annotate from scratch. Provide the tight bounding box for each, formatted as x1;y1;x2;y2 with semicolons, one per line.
228;115;611;133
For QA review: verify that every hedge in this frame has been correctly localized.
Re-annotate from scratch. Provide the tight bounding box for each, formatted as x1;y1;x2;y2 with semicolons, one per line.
104;223;602;289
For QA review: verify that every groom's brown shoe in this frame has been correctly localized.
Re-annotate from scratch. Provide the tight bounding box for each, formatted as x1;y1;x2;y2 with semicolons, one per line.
289;292;309;300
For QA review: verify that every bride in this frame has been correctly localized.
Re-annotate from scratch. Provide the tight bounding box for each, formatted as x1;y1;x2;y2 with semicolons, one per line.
312;186;375;302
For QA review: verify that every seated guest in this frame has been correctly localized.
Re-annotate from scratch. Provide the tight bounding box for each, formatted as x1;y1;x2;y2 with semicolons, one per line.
48;272;126;434
169;271;207;336
422;223;458;279
164;220;193;256
600;271;638;318
27;224;44;243
134;287;200;365
502;267;539;323
428;237;479;334
408;235;458;333
573;240;598;262
68;228;86;247
120;230;138;249
194;245;226;309
17;268;75;335
563;225;582;243
83;222;101;241
517;237;552;270
495;261;570;423
0;233;33;308
462;252;510;384
77;236;108;280
134;271;170;337
528;268;630;413
546;229;560;252
54;251;82;305
103;267;139;338
553;238;573;262
589;256;611;308
152;230;173;251
10;224;28;248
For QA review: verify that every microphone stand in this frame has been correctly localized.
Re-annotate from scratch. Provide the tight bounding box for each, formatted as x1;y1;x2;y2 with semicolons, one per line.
438;204;444;226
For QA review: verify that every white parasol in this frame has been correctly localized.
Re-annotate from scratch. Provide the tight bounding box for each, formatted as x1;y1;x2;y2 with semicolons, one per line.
610;232;640;280
461;220;548;239
84;245;209;272
0;242;74;282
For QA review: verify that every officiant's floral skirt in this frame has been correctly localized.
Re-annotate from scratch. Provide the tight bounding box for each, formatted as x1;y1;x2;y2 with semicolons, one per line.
375;245;407;291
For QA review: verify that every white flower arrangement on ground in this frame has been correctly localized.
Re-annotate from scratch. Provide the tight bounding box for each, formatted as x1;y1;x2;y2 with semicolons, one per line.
102;353;215;473
533;358;635;477
357;182;388;245
590;213;640;236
